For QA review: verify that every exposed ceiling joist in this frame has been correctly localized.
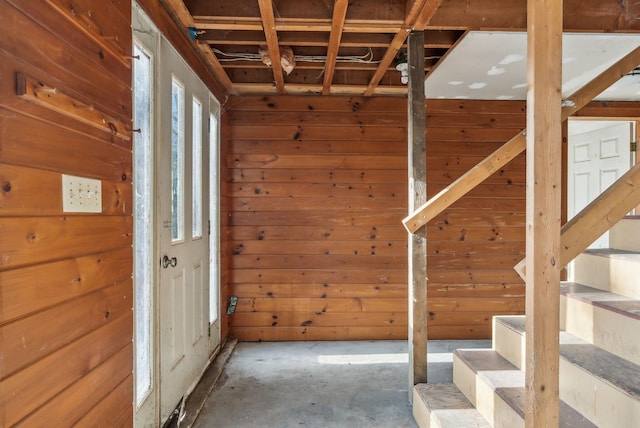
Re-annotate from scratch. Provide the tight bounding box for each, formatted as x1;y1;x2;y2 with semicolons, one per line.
364;0;443;96
169;0;640;97
257;0;286;94
158;0;235;95
322;0;349;95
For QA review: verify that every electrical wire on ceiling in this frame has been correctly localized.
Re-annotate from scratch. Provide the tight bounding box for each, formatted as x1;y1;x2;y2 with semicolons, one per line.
213;47;441;64
212;47;381;63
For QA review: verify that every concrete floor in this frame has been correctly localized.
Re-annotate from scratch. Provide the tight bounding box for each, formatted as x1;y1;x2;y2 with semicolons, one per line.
191;340;490;427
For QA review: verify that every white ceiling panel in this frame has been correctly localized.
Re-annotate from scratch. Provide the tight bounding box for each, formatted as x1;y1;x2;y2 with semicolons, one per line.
424;31;640;101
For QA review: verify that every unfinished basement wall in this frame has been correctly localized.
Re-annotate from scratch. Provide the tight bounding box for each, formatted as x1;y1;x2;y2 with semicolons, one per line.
0;0;133;425
224;96;409;341
425;100;527;338
224;96;530;341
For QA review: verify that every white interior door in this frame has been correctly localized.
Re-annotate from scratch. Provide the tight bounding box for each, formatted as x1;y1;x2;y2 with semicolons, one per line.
158;36;211;422
568;120;633;249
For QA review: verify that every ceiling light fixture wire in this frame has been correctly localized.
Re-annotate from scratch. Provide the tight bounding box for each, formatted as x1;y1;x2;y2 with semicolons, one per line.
212;47;381;63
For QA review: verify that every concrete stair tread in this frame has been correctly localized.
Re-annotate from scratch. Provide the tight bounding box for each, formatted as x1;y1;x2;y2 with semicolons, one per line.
561;343;640;401
413;383;491;428
496;387;597;427
454;348;519;373
455;348;597;428
494;316;640;401
562;282;640;320
573;248;640;299
583;248;640;261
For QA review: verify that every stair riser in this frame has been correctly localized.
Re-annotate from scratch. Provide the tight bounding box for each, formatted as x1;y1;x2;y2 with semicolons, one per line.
413;398;490;428
498;297;640;369
412;384;492;428
610;219;640;252
559;358;640;428
493;398;524;428
453;354;477;407
562;296;640;366
453;363;529;428
573;253;640;299
453;354;524;427
474;381;498;427
493;316;640;428
412;388;433;428
492;319;525;370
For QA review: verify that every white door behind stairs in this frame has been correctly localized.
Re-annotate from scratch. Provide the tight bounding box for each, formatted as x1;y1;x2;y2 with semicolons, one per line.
568;120;633;249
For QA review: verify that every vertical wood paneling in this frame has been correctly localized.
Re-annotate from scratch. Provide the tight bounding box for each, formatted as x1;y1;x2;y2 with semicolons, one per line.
0;0;132;424
225;95;409;341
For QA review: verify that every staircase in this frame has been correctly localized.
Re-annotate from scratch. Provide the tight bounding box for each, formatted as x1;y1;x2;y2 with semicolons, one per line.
413;218;640;427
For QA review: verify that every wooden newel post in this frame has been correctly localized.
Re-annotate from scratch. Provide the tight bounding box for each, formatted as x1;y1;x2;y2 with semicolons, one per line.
407;30;427;399
525;0;563;426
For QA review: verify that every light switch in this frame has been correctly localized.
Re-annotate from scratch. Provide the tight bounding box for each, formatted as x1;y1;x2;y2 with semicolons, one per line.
62;174;102;213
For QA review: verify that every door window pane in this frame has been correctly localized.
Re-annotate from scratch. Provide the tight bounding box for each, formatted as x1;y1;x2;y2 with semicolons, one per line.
133;43;152;405
192;97;203;238
171;77;185;242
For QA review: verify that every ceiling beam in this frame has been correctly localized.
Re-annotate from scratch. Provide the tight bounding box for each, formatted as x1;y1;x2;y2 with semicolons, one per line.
433;0;640;31
195;42;236;94
193;0;640;32
232;82;407;96
322;0;349;95
200;30;460;48
141;0;229;98
364;0;443;97
193;16;403;33
257;0;286;94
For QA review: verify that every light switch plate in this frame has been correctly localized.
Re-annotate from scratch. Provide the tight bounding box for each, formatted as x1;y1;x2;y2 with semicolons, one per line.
62;174;102;213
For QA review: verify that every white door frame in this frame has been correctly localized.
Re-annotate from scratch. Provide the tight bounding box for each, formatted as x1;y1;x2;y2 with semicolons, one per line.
132;3;221;426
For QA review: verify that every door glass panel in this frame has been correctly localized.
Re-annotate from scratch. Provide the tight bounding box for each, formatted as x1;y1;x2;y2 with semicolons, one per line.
192;97;203;239
133;43;152;405
209;111;219;324
171;77;185;242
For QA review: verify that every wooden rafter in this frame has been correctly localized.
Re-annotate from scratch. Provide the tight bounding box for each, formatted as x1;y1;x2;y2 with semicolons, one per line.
193;17;403;33
160;0;235;95
403;44;640;234
232;83;408;96
161;0;195;27
258;0;286;94
195;42;236;95
322;0;349;95
363;0;443;97
198;30;460;49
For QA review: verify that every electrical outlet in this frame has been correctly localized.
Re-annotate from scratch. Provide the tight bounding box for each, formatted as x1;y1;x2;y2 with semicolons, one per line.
62;174;102;213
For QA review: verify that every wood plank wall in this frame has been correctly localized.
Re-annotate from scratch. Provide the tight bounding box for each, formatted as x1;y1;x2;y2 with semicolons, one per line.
0;0;133;425
426;100;527;338
223;96;529;341
224;96;410;341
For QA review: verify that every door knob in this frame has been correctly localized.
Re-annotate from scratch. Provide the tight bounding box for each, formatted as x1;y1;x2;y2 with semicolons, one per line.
162;255;177;268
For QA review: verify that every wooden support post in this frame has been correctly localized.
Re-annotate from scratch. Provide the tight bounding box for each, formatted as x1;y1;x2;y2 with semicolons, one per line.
631;120;640;216
561;121;568;281
407;30;427;398
525;0;562;426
